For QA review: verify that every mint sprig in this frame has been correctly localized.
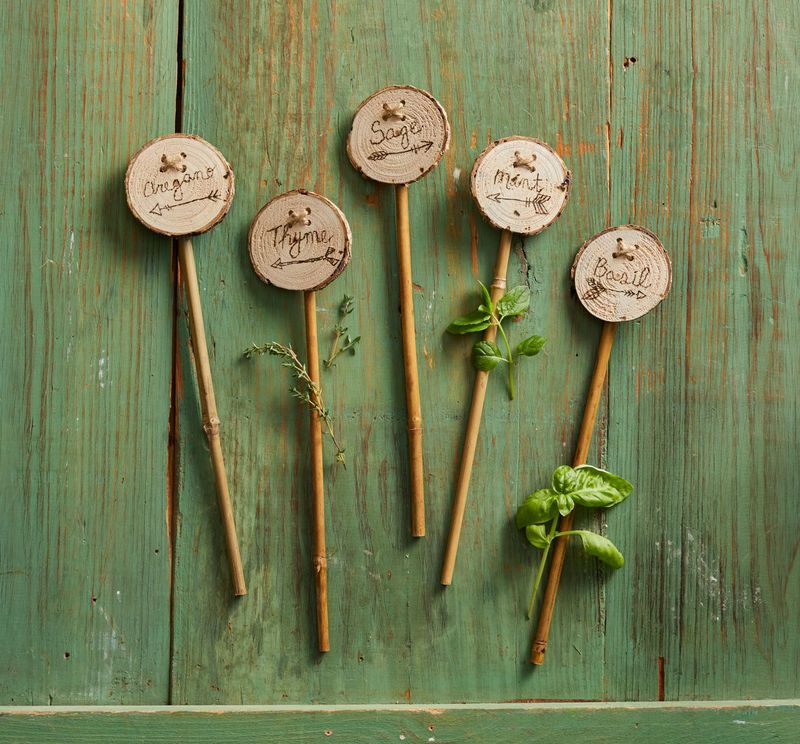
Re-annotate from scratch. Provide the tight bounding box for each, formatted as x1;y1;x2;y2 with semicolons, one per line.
447;281;545;400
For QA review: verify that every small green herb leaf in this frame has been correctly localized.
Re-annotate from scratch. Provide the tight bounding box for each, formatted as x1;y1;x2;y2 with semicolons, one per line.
525;524;550;550
515;334;546;357
339;294;355;318
569;465;633;509
478;280;493;314
556;493;575;516
446;310;492;334
471;340;506;371
552;465;578;494
496;286;531;318
515;489;558;527
573;531;625;569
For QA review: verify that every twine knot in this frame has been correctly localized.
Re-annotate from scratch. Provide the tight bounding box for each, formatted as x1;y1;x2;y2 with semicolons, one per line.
382;99;406;121
160;152;187;173
612;237;638;261
513;150;537;171
288;207;312;227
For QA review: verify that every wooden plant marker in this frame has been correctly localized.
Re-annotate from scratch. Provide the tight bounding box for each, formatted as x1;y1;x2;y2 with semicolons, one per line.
347;84;451;537
125;134;246;597
530;224;672;665
441;136;571;586
249;189;352;653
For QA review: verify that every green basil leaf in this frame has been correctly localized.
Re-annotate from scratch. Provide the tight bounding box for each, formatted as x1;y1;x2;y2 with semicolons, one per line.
515;489;558;527
496;286;531;317
525;524;550;550
574;531;624;569
446;310;492;334
471;340;506;371
478;280;494;314
556;493;575;516
515;334;546;357
551;465;577;494
569;465;633;509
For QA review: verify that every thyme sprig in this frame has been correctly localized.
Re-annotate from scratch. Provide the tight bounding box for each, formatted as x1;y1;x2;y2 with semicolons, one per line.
325;294;361;368
244;341;346;466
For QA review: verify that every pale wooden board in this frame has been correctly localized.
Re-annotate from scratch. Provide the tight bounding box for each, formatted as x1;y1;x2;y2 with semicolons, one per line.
0;702;798;742
0;1;177;703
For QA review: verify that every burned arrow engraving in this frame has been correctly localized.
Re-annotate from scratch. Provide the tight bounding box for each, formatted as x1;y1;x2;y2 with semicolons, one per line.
271;246;341;270
149;190;221;216
485;192;551;215
367;140;434;161
582;277;647;302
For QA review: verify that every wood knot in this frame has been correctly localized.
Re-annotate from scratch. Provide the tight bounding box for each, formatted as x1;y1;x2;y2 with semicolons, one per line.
382;99;406;121
313;555;327;573
612;237;638;261
513;150;537;171
160;152;187;173
288;207;311;227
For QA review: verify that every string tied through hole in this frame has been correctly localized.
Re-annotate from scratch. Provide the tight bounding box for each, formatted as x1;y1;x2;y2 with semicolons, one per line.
612;237;638;261
288;207;312;227
382;99;406;121
160;152;187;173
513;150;537;171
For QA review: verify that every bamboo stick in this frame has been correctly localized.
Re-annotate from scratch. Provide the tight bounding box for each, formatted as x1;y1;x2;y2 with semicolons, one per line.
304;290;330;653
177;237;247;597
530;320;617;664
441;229;514;585
395;184;426;537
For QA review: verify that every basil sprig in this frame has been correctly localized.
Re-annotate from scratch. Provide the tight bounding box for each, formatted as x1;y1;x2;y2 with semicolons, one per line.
516;465;632;618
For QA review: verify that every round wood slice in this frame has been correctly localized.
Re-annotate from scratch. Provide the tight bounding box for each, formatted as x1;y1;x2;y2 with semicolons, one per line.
125;134;234;237
572;225;672;322
249;190;352;292
347;84;450;185
471;136;571;235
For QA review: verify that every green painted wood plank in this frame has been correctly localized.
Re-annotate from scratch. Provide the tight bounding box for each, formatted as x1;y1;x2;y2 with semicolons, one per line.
172;0;610;703
1;702;798;742
0;1;178;703
603;1;800;698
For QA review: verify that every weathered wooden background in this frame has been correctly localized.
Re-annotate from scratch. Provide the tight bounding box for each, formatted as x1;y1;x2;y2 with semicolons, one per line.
1;0;798;716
